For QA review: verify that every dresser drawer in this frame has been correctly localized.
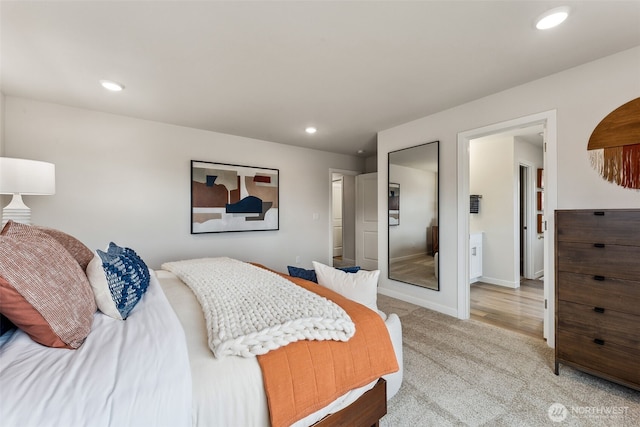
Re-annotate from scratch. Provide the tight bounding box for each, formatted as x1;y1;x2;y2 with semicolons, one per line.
557;271;640;315
557;301;640;351
556;241;640;281
556;329;640;387
556;209;640;245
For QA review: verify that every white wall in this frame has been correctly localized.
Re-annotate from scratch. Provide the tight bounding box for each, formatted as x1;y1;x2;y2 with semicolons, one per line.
3;97;364;271
0;92;5;208
377;46;640;317
469;135;517;288
364;155;377;173
389;164;435;260
0;92;4;155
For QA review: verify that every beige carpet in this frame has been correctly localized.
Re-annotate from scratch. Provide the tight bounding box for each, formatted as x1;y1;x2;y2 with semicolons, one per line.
377;295;640;426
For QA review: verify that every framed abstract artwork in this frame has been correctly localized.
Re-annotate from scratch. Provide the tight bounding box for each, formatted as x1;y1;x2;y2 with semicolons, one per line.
191;160;279;233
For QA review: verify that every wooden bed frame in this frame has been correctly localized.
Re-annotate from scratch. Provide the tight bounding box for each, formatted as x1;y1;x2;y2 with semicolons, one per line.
313;378;387;427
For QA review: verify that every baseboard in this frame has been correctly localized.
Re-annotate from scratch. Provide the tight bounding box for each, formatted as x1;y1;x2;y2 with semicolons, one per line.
477;276;519;288
378;287;457;317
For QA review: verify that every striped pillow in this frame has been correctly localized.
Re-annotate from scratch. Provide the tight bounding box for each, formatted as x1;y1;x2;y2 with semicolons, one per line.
2;221;94;271
0;223;96;349
34;226;94;271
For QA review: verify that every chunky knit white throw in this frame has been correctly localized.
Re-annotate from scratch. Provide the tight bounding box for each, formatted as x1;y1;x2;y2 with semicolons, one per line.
162;257;355;358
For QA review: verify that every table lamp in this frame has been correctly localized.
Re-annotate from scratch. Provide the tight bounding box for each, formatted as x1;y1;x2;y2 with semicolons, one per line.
0;157;56;225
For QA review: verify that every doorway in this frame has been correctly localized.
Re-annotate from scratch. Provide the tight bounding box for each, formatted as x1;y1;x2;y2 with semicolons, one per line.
520;164;528;277
467;129;543;337
330;170;358;268
459;110;557;344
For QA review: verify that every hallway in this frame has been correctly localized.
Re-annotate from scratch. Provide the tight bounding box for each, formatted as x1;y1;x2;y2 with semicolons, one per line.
470;279;544;339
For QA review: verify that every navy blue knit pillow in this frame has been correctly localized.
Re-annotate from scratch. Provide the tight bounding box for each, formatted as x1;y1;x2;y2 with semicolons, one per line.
95;243;150;319
287;265;361;283
287;266;318;282
106;242;151;286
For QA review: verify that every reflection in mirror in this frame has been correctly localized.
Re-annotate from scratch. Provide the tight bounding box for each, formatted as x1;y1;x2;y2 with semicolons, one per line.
388;141;439;291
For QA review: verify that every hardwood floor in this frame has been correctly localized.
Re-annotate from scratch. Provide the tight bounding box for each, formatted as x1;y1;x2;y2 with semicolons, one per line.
389;254;437;290
470;279;544;339
332;256;353;268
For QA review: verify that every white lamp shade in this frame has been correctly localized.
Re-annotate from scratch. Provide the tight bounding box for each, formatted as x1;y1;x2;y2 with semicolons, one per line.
0;157;56;195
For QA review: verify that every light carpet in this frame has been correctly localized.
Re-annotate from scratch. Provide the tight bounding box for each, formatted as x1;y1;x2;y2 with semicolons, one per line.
377;295;639;426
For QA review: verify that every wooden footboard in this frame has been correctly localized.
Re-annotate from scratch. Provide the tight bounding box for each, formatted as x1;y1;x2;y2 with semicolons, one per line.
313;378;387;427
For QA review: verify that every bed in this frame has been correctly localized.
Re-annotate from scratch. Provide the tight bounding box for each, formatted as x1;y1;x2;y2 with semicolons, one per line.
0;221;403;427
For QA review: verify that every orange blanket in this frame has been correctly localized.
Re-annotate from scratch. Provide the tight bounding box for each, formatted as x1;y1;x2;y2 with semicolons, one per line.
256;273;399;427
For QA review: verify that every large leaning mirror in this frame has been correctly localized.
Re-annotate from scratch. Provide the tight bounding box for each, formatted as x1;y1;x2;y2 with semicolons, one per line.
388;141;439;291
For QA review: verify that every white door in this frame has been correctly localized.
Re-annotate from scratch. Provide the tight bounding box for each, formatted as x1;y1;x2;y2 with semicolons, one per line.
356;173;378;270
332;178;343;257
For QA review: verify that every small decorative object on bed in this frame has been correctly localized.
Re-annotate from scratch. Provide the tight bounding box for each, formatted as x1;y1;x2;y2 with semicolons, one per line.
191;160;279;233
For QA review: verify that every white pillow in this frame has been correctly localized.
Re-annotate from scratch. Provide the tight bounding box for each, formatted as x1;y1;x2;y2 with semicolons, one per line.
87;254;123;319
312;261;380;312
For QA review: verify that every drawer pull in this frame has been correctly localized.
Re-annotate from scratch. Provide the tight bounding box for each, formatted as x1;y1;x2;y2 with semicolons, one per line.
594;307;605;313
593;243;605;248
593;275;605;281
593;211;605;216
593;338;605;346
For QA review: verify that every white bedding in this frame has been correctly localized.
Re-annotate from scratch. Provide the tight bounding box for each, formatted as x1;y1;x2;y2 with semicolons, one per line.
156;269;380;427
0;267;401;427
0;271;192;427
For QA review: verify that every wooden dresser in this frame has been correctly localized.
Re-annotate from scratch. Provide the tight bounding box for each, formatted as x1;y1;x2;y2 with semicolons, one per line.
555;209;640;391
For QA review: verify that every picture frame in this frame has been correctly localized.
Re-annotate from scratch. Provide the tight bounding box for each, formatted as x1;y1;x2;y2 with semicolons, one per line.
191;160;279;233
389;182;400;226
537;213;544;234
537;168;544;189
537;191;544;211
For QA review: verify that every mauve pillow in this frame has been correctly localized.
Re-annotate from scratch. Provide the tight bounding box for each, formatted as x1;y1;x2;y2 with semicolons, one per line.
1;221;94;271
0;226;96;349
34;226;94;271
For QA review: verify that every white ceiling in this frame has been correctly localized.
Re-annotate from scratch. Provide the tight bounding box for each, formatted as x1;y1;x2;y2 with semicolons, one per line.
1;1;639;156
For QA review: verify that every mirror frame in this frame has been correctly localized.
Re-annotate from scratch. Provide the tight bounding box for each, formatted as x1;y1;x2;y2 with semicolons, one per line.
387;140;440;291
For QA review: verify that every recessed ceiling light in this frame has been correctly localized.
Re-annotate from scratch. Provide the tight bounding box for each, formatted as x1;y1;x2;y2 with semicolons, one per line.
357;149;366;154
305;127;317;134
100;79;125;92
535;6;570;30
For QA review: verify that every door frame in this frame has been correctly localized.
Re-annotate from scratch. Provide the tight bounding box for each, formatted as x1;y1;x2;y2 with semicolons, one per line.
457;110;557;345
